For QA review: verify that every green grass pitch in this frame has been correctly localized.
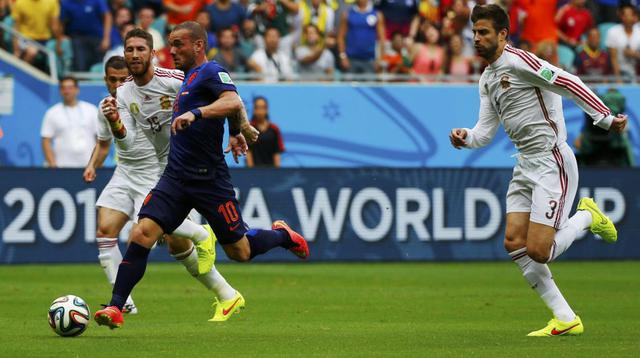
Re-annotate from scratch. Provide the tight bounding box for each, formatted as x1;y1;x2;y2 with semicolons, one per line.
1;262;638;357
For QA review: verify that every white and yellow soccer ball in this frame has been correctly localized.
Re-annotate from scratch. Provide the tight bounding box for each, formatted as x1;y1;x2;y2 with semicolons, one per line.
47;295;90;337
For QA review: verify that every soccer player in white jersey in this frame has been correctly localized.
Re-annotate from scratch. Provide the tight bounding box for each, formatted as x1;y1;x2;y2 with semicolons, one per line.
449;5;628;337
94;33;243;322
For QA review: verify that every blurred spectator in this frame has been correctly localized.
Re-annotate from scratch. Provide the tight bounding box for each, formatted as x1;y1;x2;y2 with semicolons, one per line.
60;0;113;71
375;0;419;39
381;31;411;74
247;96;285;168
295;24;335;79
606;4;640;82
110;7;134;49
249;27;295;81
535;40;557;63
0;0;10;50
195;10;218;57
110;0;129;12
445;33;473;78
206;0;247;34
248;0;297;37
132;0;163;16
137;6;165;49
518;0;558;55
411;22;445;77
556;0;594;49
214;28;249;72
575;88;633;166
103;23;136;66
574;27;612;79
593;0;620;24
41;76;98;168
163;0;208;29
11;0;61;68
496;0;525;46
337;0;386;73
239;18;265;59
294;0;336;42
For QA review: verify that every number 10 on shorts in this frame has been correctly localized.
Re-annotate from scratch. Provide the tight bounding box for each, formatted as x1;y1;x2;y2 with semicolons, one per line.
218;201;239;224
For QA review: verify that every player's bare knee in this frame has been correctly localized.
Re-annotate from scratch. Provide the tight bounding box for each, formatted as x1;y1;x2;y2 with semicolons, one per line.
503;232;526;252
526;243;550;263
96;224;118;238
130;225;155;247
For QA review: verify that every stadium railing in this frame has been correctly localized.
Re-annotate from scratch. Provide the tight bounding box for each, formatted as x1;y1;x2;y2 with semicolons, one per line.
0;21;58;83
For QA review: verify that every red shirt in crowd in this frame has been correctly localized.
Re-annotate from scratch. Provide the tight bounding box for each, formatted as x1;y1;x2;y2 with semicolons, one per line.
556;4;594;42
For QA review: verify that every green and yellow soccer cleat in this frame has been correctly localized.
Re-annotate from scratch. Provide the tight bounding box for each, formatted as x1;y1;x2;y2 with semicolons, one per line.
208;291;245;322
196;225;217;275
577;197;617;243
527;316;584;337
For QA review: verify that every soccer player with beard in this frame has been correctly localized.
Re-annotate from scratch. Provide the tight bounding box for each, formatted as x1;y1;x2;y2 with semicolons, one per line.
84;55;241;319
95;24;309;329
449;5;627;336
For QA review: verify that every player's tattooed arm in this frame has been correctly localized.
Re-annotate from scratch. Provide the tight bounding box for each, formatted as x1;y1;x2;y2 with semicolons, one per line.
174;91;243;133
229;99;259;144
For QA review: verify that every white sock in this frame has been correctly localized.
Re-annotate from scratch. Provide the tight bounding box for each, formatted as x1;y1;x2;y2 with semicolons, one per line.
172;219;208;243
97;237;135;305
172;247;237;301
510;248;576;322
549;211;592;262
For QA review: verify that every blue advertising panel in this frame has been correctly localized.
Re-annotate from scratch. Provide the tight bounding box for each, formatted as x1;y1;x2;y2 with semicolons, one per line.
1;168;638;263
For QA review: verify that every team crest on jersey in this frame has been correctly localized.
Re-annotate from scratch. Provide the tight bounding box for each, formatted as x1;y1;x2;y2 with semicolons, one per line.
218;72;233;84
129;103;140;115
500;75;510;89
159;95;172;110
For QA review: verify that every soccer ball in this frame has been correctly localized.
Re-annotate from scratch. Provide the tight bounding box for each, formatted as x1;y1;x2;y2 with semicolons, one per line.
47;295;90;337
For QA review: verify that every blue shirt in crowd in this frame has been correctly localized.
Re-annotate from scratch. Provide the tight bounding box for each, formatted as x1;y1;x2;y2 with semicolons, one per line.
60;0;110;37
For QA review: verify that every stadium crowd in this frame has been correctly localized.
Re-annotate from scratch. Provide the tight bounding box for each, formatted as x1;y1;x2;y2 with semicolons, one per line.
3;0;640;81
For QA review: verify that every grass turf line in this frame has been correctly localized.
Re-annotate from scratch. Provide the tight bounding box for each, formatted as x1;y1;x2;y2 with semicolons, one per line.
0;262;638;357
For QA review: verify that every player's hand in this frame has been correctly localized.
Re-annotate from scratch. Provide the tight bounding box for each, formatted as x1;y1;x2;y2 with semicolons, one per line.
610;114;628;133
225;134;249;164
171;111;196;134
449;128;468;149
83;166;96;183
241;123;260;144
101;97;119;122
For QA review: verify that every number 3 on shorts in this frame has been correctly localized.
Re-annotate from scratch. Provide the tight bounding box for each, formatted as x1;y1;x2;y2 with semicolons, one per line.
545;200;558;220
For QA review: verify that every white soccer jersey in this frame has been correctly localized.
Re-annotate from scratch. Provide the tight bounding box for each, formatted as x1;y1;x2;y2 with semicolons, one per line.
464;45;614;155
115;67;185;163
97;97;159;170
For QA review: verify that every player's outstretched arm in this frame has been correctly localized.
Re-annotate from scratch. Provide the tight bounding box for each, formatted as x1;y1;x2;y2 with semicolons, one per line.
229;99;259;144
512;51;618;131
172;91;242;134
456;86;501;150
83;139;111;183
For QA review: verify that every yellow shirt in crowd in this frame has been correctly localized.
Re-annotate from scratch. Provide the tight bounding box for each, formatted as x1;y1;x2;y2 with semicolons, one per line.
11;0;60;41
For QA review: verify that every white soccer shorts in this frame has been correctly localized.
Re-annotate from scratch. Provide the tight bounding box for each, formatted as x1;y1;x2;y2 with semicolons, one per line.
506;142;579;229
96;166;162;221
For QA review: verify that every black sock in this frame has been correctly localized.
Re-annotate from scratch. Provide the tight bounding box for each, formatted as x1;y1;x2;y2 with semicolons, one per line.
246;229;292;259
109;242;150;309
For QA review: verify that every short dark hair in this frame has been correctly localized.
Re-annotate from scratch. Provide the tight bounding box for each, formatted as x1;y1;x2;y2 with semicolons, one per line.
59;75;78;88
104;56;127;74
173;21;208;49
471;4;510;36
125;27;154;50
